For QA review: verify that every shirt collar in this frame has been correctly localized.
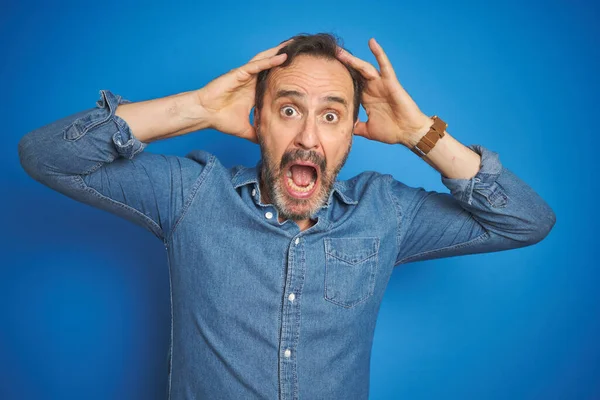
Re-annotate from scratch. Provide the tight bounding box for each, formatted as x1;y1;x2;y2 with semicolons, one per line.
231;161;358;206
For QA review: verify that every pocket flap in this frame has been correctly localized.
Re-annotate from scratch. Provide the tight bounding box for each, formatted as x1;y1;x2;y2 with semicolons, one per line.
324;237;379;265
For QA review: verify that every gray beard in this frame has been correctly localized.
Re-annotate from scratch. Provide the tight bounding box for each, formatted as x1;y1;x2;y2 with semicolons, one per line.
257;128;351;221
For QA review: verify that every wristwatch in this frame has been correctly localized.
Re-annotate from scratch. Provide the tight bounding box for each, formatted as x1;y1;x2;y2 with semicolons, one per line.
411;115;447;157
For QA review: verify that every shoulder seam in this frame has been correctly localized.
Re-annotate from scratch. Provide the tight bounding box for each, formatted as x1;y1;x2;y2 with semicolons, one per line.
385;175;403;262
166;153;217;243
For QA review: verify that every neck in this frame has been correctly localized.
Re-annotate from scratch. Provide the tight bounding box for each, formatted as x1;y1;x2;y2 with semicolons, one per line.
285;216;316;231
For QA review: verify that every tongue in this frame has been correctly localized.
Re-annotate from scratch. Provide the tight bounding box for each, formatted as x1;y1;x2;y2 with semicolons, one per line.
290;165;315;187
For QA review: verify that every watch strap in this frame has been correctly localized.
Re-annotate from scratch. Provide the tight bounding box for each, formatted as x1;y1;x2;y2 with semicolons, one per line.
411;116;447;157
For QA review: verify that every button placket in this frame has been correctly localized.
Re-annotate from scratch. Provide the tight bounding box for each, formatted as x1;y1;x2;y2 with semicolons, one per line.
279;232;306;399
287;238;301;304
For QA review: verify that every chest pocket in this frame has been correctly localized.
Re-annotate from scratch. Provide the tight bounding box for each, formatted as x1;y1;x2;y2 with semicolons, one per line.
324;237;380;308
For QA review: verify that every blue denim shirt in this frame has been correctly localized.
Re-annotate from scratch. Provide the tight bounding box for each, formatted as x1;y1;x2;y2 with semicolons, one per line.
18;90;555;399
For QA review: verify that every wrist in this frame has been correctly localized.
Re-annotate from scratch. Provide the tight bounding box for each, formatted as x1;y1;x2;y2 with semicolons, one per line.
404;115;434;148
184;89;212;131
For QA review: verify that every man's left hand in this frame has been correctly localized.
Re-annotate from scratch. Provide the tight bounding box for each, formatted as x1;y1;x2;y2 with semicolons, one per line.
337;38;433;147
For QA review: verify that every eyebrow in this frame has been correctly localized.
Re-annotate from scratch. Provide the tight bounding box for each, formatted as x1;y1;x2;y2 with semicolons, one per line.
275;89;348;109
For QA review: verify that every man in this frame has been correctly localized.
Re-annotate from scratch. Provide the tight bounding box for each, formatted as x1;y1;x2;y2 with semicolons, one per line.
18;33;555;399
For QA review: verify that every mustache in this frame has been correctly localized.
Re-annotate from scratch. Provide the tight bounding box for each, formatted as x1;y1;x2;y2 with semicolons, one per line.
280;149;326;173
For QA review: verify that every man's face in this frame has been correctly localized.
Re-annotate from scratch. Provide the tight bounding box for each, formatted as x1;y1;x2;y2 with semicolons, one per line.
256;55;356;221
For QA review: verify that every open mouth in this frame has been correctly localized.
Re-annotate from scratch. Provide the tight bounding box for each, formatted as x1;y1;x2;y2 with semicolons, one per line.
283;162;319;199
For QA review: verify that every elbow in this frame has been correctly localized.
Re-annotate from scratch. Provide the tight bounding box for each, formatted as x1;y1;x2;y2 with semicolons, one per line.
18;128;59;184
18;131;44;182
521;205;556;246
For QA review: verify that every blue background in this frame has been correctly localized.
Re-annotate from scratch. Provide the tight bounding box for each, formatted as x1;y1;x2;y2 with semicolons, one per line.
1;1;598;399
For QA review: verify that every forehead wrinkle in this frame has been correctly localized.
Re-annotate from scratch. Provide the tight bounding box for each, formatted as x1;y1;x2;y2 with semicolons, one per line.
274;89;348;110
272;70;349;91
267;56;352;98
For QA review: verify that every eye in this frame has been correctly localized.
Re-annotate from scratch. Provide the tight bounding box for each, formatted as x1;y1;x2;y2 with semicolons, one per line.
281;106;299;118
323;112;339;123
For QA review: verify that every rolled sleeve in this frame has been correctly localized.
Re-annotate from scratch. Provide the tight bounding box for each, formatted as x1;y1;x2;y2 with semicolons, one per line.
19;88;150;181
441;145;507;208
95;89;147;159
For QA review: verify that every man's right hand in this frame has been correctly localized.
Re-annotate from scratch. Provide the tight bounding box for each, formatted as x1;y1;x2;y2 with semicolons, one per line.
195;42;289;143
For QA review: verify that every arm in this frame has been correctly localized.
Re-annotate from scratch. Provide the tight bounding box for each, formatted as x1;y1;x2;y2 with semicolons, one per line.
390;145;555;265
18;44;288;243
393;108;554;263
114;89;210;143
409;128;482;180
17;89;212;243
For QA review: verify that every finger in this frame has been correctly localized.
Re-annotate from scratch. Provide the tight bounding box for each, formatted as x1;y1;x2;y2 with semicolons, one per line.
369;38;397;80
353;121;369;138
250;39;293;62
236;53;287;80
336;47;380;81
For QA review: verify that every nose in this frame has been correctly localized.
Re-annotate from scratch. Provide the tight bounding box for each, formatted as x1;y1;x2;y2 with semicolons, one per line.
294;118;320;151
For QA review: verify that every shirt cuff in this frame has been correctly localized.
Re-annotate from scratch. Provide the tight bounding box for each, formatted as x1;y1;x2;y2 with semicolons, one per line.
95;89;147;159
441;145;506;207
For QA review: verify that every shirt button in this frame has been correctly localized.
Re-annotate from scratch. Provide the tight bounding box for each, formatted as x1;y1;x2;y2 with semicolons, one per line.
294;238;300;245
288;293;295;302
284;349;291;358
252;189;256;196
265;211;273;219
